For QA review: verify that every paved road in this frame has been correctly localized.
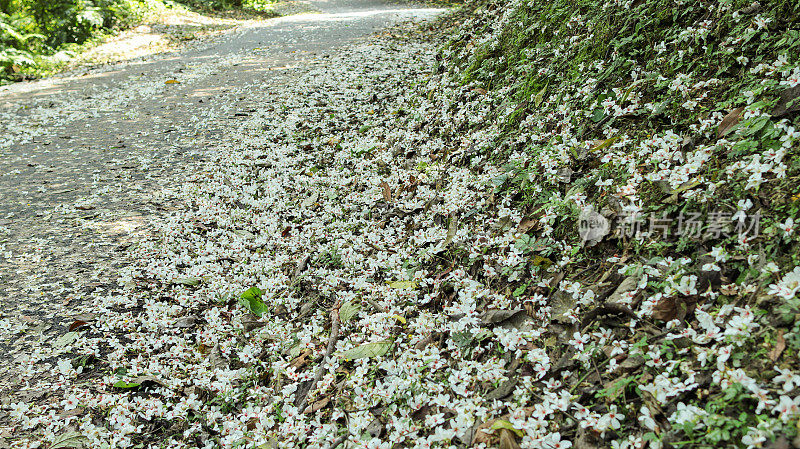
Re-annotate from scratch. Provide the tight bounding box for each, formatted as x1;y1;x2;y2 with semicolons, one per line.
0;0;443;403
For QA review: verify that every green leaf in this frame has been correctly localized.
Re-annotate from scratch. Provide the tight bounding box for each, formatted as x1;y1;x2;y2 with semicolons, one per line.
214;292;232;304
740;117;769;137
50;431;89;449
54;331;79;349
386;280;417;290
241;286;262;301
590;108;605;123
174;277;202;286
533;83;548;108
0;22;23;43
723;386;738;400
514;234;536;253
113;380;141;389
239;287;267;317
339;301;360;323
490;419;524;437
643;432;658;442
590;136;619;152
288;343;303;358
474;329;492;341
338;340;392;360
669;181;701;194
451;331;473;348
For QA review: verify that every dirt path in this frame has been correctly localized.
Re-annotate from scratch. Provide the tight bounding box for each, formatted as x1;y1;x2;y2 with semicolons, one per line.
0;0;442;425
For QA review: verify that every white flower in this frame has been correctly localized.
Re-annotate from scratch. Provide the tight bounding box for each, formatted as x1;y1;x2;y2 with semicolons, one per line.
773;368;800;393
596;405;623;432
670;402;706;426
716;345;732;369
701;262;720;272
638;406;657;430
785;68;800;88
674;275;698;295
9;402;31;420
753;15;772;29
543;432;572;449
768;267;800;300
709;246;728;262
427;425;457;443
742;427;768;449
778;217;795;236
773;395;800;422
609;339;628;357
764;262;780;273
57;358;74;376
568;332;589;352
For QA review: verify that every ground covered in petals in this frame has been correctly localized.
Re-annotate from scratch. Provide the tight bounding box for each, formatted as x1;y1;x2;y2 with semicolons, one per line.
4;0;800;448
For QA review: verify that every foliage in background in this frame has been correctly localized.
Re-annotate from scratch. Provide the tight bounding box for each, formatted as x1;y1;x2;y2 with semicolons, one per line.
0;0;275;82
0;0;145;80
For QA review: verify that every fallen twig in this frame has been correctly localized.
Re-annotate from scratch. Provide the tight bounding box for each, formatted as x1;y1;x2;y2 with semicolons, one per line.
580;302;637;330
329;434;349;449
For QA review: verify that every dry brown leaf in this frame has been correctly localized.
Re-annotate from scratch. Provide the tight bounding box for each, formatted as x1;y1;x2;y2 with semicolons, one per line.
470;407;536;446
652;296;698;321
246;416;258;431
129;375;167;388
68;320;89;332
717;107;744;138
499;429;521;449
771;86;800;117
303;396;331;414
414;334;433;351
652;297;677;321
574;427;602;449
380;181;392;203
57;406;86;418
290;349;313;369
606;276;640;304
769;330;786;362
481;309;526;324
516;217;540;234
619;355;645;370
470;418;498;446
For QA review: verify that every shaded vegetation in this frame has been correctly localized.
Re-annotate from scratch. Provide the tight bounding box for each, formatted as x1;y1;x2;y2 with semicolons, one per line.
0;0;275;82
1;0;146;80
